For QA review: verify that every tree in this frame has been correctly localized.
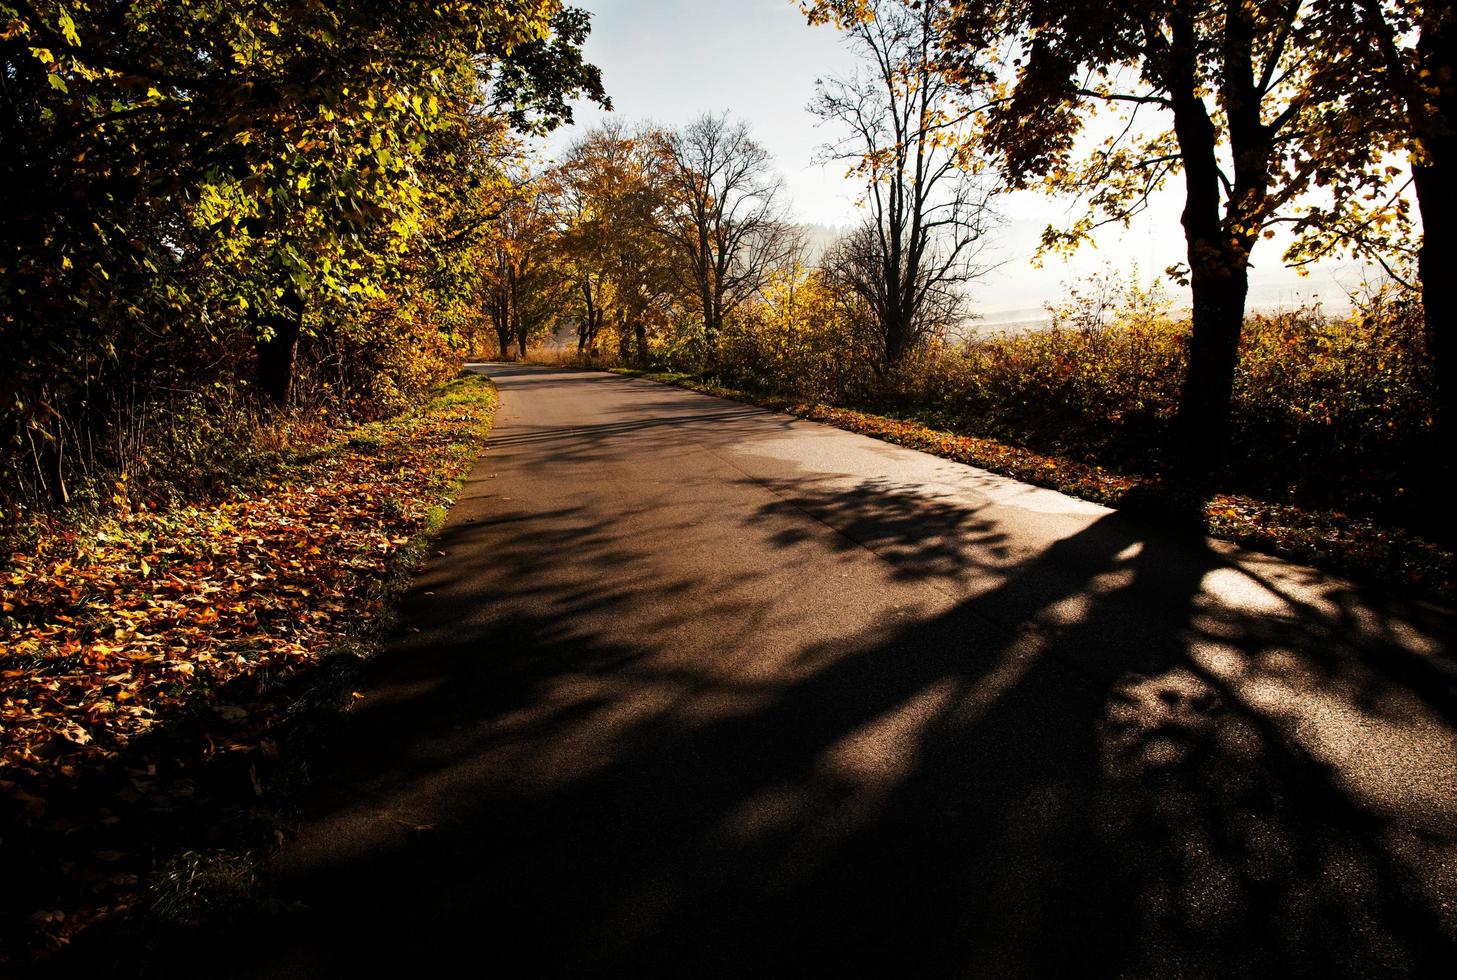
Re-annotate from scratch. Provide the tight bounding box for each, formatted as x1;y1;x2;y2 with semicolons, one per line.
552;123;678;363
652;114;796;366
552;136;616;356
2;1;606;410
808;0;995;372
605;142;679;365
932;0;1374;476
1302;2;1455;484
1;2;605;506
484;172;564;360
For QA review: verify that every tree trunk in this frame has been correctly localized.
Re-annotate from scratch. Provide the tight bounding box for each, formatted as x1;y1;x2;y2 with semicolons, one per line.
27;423;68;506
1412;161;1455;538
635;322;648;365
702;314;719;368
493;299;511;361
256;287;304;409
577;307;602;354
884;308;913;373
701;282;719;369
578;279;597;354
1167;25;1248;483
1410;10;1455;538
1179;248;1249;477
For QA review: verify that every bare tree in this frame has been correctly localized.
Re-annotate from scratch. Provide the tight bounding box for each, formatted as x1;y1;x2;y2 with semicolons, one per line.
824;220;972;362
811;0;995;372
653;114;796;365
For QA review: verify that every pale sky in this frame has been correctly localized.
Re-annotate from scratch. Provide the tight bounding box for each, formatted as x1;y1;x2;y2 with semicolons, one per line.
544;0;1373;323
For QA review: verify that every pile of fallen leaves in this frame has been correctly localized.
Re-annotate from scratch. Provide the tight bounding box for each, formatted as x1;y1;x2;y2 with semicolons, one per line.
612;369;1453;603
0;374;496;964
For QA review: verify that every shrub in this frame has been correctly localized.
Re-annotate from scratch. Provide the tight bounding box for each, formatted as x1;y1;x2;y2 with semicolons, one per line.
665;270;1436;530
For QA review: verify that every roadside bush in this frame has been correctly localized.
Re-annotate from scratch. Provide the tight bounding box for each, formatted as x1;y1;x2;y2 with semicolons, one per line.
0;290;478;531
646;270;1435;531
305;294;472;420
888;277;1188;463
528;344;626;369
1229;287;1434;516
0;306;258;520
716;267;878;403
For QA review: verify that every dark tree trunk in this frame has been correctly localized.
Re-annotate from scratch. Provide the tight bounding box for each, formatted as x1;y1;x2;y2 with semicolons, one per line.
1166;17;1251;482
1180;249;1249;474
884;310;913;373
48;430;67;506
1412;161;1455;539
578;279;598;354
493;301;511;361
1410;13;1455;538
27;424;68;506
1413;161;1453;427
701;282;720;368
703;315;719;368
256;287;304;409
577;307;602;354
635;322;648;364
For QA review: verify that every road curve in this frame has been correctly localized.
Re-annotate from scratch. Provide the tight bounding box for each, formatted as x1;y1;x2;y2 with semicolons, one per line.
222;363;1457;978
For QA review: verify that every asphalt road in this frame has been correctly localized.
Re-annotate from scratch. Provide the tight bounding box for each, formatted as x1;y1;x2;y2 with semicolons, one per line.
221;363;1457;978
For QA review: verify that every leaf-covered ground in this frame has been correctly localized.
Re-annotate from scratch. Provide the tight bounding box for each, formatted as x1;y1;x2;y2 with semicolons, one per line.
0;373;496;966
611;368;1453;604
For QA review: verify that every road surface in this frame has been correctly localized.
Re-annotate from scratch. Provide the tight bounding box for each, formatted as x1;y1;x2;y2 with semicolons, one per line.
222;363;1457;978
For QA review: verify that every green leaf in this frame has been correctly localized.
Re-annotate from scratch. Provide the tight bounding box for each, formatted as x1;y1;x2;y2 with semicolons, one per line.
57;8;81;47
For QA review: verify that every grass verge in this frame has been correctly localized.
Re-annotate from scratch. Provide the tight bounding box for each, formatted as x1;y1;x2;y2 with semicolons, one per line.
0;371;497;972
608;367;1453;604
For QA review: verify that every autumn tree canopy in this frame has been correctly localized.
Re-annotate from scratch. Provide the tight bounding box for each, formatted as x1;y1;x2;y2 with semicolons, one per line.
0;0;605;505
1301;1;1454;474
914;0;1386;474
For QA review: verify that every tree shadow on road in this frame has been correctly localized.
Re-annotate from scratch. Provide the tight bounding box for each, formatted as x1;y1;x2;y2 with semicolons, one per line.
748;474;1015;583
126;458;1457;979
